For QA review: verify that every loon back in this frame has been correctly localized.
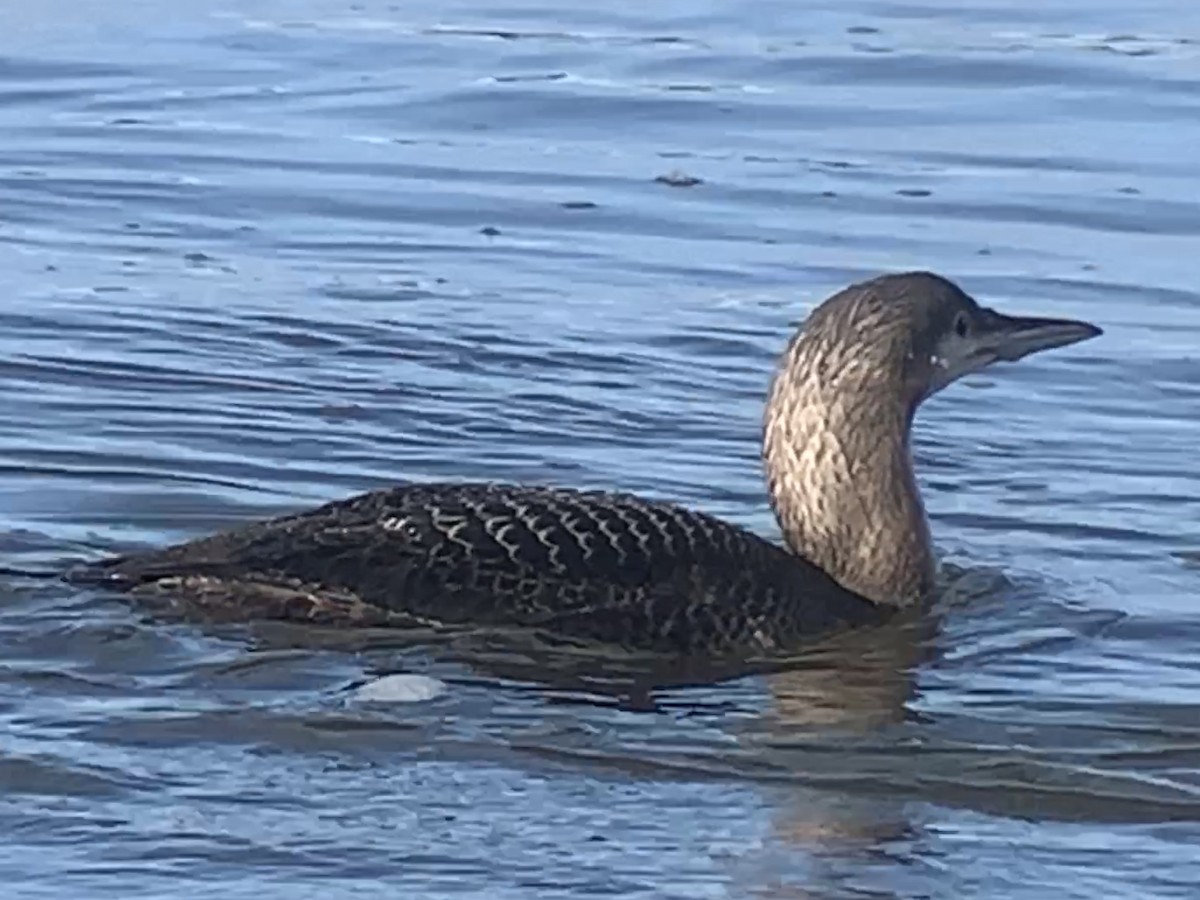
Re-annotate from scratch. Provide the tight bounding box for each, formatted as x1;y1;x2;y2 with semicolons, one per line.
73;481;882;655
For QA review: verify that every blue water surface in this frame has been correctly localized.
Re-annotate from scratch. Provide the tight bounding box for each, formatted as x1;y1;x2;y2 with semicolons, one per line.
2;1;1199;898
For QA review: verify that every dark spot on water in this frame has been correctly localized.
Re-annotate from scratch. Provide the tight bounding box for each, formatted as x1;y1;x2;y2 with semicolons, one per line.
1117;186;1141;195
655;171;703;188
560;201;597;210
896;188;932;197
494;72;567;84
480;226;501;236
847;26;880;34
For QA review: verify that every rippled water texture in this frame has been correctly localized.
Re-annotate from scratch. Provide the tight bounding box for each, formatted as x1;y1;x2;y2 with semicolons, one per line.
2;1;1199;897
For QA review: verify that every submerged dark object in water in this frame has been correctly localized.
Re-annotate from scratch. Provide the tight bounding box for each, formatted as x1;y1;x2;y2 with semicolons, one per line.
69;272;1101;655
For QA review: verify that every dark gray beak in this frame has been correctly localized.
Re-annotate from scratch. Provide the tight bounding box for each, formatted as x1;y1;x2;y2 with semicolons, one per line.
978;307;1103;362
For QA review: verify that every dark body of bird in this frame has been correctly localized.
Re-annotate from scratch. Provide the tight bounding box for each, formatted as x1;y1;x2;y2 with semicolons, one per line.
76;481;882;656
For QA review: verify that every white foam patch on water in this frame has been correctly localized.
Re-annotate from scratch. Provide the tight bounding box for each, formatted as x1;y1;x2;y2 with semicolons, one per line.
351;674;448;704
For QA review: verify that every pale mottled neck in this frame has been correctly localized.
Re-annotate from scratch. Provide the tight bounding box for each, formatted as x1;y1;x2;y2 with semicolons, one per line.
761;359;936;607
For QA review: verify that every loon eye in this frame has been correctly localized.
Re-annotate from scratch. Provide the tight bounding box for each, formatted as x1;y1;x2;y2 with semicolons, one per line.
953;313;970;338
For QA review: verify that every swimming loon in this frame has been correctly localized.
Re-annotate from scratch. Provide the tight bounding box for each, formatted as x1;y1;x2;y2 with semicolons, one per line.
70;272;1101;655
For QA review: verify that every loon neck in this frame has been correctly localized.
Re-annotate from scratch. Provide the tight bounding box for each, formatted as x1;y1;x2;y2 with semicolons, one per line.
761;358;936;607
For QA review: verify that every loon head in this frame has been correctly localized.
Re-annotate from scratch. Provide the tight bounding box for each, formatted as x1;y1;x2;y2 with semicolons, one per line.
763;270;1102;606
787;270;1102;414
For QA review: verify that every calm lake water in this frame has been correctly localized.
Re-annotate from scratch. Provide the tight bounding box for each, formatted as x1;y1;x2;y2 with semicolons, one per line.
2;1;1199;897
